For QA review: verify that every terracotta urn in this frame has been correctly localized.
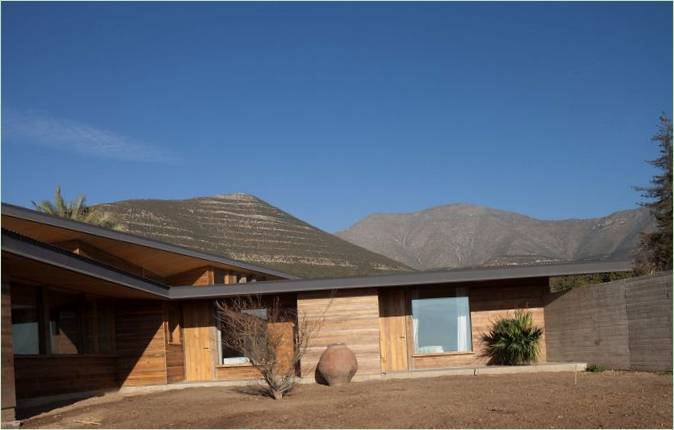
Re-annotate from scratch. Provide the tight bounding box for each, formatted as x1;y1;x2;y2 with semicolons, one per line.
316;343;358;386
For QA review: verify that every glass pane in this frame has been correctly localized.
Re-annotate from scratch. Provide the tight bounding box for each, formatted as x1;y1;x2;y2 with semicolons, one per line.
412;295;471;354
219;307;267;364
11;285;40;355
47;289;83;354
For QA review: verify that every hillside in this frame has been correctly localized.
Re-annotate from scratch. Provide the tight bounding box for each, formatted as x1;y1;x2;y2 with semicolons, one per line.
337;204;654;270
99;194;411;279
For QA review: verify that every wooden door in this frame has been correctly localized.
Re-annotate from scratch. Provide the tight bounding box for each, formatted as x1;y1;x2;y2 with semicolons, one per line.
182;301;216;381
378;288;409;372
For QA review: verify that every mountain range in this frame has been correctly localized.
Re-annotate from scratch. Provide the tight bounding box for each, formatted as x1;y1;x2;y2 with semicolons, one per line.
99;194;652;278
336;204;653;270
98;194;411;278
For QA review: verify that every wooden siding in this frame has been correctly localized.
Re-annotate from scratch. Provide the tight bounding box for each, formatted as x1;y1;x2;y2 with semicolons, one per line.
215;365;261;380
183;301;216;381
167;267;214;287
166;344;185;383
115;301;168;386
378;288;409;372
14;355;118;399
164;303;185;383
411;280;547;369
298;289;381;377
1;283;16;422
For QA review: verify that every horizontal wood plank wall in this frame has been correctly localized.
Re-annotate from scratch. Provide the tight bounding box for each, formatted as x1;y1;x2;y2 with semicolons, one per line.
298;288;381;377
215;365;261;380
412;279;547;369
164;303;185;383
1;283;16;421
116;301;168;386
14;355;118;399
183;301;216;381
166;344;185;383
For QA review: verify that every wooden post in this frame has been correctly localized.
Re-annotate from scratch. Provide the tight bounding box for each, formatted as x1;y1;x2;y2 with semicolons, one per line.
1;283;17;423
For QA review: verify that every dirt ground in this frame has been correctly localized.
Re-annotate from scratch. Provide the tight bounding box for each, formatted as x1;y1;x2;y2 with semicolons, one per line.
20;371;672;429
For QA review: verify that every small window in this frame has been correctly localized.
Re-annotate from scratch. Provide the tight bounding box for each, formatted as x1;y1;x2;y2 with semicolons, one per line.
217;308;267;365
167;304;182;345
411;290;472;354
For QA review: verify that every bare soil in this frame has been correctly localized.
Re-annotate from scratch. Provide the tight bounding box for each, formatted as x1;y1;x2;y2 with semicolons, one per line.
20;371;672;429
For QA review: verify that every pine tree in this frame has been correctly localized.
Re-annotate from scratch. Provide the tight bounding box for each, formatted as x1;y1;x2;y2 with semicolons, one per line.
636;115;673;273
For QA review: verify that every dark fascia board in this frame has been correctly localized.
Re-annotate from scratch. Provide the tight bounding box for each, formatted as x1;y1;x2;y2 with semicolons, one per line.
169;260;635;300
1;203;299;280
2;229;170;299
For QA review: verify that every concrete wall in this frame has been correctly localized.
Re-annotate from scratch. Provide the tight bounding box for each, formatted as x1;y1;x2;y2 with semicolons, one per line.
544;272;672;371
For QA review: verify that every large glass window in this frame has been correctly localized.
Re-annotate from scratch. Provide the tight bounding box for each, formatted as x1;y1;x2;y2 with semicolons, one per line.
217;308;267;365
10;284;115;355
11;285;40;355
411;290;472;354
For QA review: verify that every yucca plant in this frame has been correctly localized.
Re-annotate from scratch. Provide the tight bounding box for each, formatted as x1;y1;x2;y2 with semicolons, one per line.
32;185;123;231
481;310;543;365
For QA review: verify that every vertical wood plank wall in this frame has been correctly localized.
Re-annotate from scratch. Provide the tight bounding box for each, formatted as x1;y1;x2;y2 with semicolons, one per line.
183;301;216;381
1;283;16;422
378;288;409;372
298;288;381;377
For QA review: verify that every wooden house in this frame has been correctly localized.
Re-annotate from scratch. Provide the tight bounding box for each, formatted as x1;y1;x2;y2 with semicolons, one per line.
0;203;632;422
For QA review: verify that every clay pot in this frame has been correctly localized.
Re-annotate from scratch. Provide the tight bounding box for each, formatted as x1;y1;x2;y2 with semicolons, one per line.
316;343;358;386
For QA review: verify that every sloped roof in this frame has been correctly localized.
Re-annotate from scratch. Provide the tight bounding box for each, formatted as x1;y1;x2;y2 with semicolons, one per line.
2;229;170;299
2;203;298;280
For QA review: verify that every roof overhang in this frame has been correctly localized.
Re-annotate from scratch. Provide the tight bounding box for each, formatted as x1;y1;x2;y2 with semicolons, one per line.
1;203;298;280
2;229;170;299
169;260;635;299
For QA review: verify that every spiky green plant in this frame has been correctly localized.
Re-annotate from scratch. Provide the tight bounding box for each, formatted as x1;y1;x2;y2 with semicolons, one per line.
481;310;543;365
32;185;123;230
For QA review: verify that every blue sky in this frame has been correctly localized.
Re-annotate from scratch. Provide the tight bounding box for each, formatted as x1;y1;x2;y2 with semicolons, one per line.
2;2;672;232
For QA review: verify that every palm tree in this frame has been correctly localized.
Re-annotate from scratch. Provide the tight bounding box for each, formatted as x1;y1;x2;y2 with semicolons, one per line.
32;186;123;230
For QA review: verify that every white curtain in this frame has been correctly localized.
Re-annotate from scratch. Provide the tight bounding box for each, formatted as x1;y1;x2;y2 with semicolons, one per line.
456;296;470;352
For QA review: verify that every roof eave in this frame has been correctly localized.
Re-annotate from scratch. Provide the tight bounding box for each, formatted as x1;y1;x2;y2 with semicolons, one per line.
1;202;300;280
168;260;635;299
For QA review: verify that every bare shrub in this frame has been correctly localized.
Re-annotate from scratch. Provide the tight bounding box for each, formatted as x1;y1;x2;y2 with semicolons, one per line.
215;295;327;400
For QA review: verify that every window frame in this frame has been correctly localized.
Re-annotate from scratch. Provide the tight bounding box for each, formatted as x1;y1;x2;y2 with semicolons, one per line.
10;283;117;357
409;287;473;356
216;307;268;367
